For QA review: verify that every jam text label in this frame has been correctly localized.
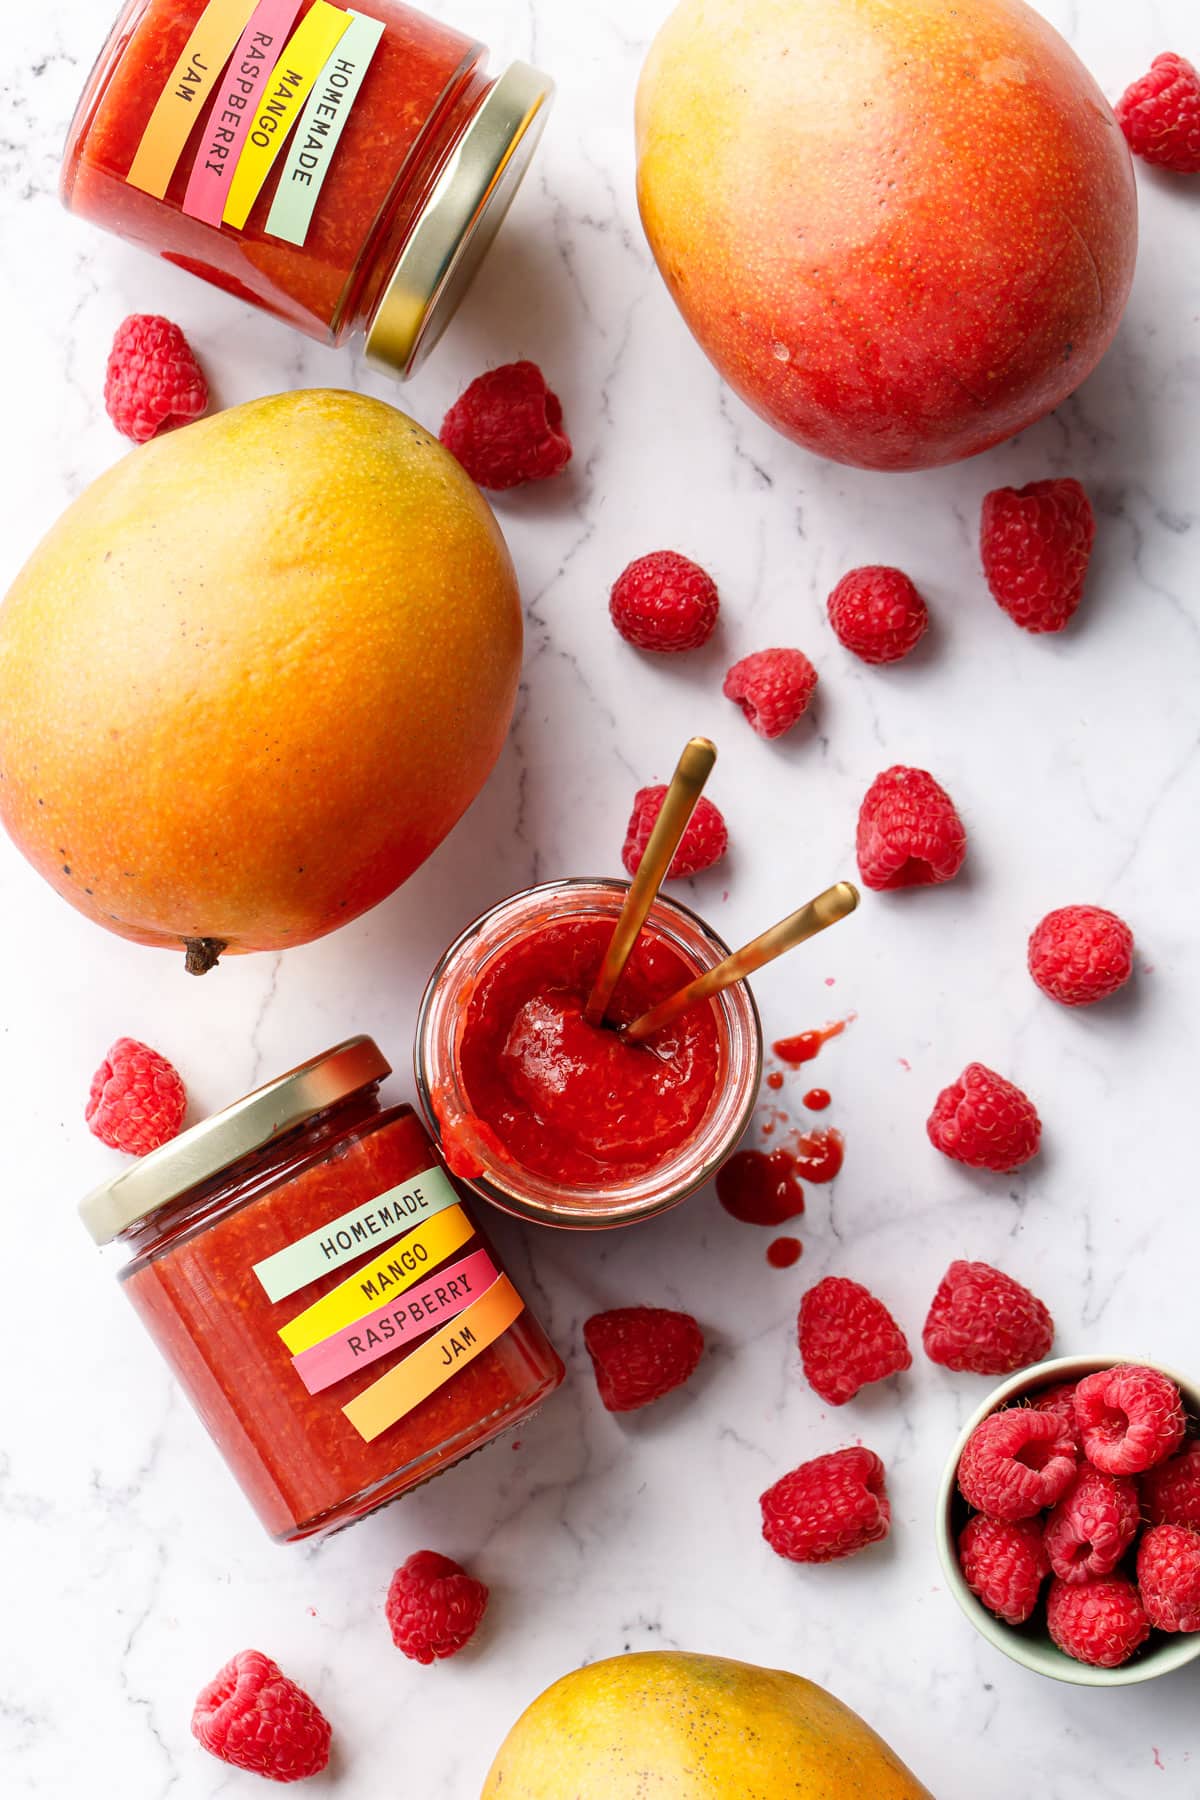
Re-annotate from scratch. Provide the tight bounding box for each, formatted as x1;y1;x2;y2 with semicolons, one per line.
181;0;305;226
127;0;260;200
342;1275;525;1442
252;1163;460;1303
222;1;351;229
265;9;385;246
277;1202;475;1354
290;1246;499;1394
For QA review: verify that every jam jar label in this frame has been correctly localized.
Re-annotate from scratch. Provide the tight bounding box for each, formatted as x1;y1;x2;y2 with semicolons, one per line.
127;0;385;248
252;1164;461;1302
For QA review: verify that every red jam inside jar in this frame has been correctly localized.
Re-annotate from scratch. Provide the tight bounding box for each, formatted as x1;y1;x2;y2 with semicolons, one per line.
416;880;764;1230
62;0;553;374
81;1038;563;1541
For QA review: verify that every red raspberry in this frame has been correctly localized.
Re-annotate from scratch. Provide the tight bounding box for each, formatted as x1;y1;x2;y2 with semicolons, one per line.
86;1037;187;1157
723;648;818;740
855;765;966;891
1033;1380;1082;1448
760;1447;890;1564
622;784;728;880
104;314;208;444
922;1261;1053;1375
1073;1364;1187;1475
192;1649;331;1783
827;566;929;665
439;360;571;490
609;551;719;652
1116;54;1200;175
958;1515;1049;1626
385;1550;489;1663
1137;1524;1200;1632
1046;1575;1150;1668
797;1276;912;1406
1142;1442;1200;1532
1044;1465;1141;1585
979;478;1096;633
957;1408;1077;1521
583;1306;704;1413
926;1063;1041;1173
1028;904;1134;1007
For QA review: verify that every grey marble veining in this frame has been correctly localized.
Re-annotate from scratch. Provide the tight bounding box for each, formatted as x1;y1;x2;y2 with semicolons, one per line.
1;1;1199;1794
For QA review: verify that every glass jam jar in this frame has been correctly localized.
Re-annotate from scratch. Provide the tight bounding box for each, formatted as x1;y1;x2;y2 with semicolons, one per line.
61;0;553;376
415;879;764;1229
80;1037;564;1541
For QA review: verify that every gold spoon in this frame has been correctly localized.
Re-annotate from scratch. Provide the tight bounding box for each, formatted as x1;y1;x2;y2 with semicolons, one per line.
583;736;718;1027
622;881;860;1045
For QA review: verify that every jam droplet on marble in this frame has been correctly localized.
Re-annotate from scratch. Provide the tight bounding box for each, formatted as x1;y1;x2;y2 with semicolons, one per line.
789;1129;844;1183
767;1236;803;1268
716;1146;806;1226
802;1087;831;1111
772;1018;850;1066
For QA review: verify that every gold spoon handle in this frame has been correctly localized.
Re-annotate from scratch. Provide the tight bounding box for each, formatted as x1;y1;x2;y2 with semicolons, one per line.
622;881;860;1045
584;736;718;1027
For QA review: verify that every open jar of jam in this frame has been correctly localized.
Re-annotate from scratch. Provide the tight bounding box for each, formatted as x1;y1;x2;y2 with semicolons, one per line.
415;879;764;1229
62;0;553;376
80;1037;564;1541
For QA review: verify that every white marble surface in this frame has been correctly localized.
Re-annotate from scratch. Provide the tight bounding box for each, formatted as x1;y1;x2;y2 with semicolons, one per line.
2;1;1199;1794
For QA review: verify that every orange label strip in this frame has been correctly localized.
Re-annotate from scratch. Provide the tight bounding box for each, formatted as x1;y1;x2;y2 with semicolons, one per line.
127;0;260;199
341;1275;524;1442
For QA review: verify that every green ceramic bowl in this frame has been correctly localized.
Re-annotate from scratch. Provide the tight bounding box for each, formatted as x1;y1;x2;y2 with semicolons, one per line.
936;1353;1200;1687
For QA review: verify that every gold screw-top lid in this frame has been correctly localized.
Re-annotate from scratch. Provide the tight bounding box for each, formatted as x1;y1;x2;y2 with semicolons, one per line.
79;1036;391;1246
364;60;554;379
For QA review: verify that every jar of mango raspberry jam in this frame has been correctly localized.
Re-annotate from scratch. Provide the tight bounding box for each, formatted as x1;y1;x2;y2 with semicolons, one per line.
415;879;764;1230
61;0;553;376
80;1037;564;1541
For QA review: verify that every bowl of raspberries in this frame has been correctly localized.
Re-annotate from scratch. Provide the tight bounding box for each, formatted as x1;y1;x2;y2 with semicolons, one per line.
937;1356;1200;1685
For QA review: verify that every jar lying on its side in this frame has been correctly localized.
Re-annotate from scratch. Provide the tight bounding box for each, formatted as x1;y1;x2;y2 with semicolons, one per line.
62;0;553;376
80;1037;564;1541
416;879;764;1230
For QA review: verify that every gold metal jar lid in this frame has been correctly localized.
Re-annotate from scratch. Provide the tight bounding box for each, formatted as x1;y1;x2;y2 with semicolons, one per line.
364;60;554;379
79;1036;391;1246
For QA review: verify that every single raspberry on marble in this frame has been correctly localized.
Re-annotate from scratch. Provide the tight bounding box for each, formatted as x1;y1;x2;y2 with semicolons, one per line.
1142;1442;1200;1532
723;648;818;740
980;478;1096;633
827;566;929;665
105;314;208;444
1046;1575;1150;1668
798;1275;912;1406
957;1408;1077;1521
926;1063;1041;1173
439;360;572;490
1028;905;1134;1007
86;1037;187;1156
1073;1365;1187;1475
386;1550;489;1663
855;765;966;891
1032;1381;1082;1449
1116;53;1200;174
760;1447;890;1564
958;1514;1050;1626
1044;1464;1141;1585
922;1261;1053;1375
192;1649;331;1783
609;551;719;652
1137;1524;1200;1632
622;784;728;880
583;1306;704;1412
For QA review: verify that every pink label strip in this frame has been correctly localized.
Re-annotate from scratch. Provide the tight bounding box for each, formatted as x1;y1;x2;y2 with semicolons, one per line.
290;1246;498;1394
181;0;304;226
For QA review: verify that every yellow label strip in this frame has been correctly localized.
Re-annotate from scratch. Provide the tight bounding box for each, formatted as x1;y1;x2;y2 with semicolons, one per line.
278;1203;473;1355
127;0;261;199
342;1276;525;1442
222;0;352;229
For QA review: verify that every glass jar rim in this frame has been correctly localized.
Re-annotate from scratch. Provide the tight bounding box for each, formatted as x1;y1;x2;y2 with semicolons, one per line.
79;1036;390;1245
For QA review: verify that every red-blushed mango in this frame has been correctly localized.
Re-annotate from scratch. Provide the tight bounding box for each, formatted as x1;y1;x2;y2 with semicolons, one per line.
0;390;522;971
481;1651;934;1798
636;0;1137;471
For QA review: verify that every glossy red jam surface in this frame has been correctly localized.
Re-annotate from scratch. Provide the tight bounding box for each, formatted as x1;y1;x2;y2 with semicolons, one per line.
455;917;722;1187
122;1102;562;1540
63;0;486;341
